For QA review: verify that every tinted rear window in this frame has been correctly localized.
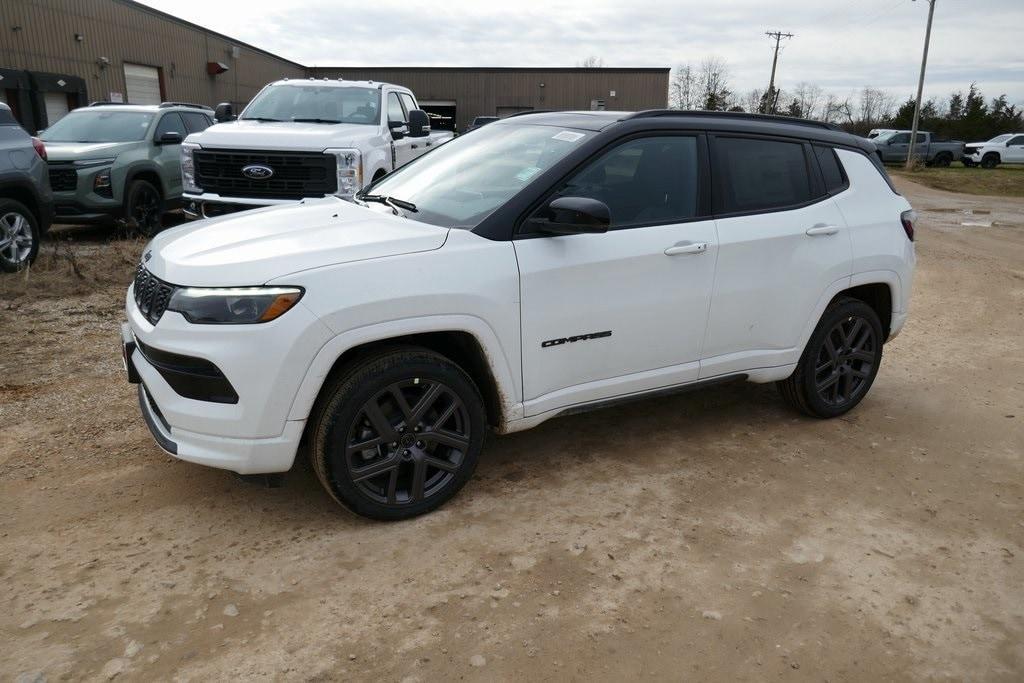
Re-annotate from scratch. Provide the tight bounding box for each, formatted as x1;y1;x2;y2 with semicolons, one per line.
181;112;212;133
814;145;847;194
716;137;811;213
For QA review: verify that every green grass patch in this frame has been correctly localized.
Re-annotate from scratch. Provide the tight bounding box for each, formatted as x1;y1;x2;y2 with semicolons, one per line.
890;165;1024;198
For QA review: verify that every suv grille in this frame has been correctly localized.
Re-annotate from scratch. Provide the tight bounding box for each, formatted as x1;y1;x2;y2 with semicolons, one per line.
193;149;337;199
48;166;78;192
133;265;177;325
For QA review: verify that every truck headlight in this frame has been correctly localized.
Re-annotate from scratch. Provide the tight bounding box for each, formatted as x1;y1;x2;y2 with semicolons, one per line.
181;142;200;194
167;286;303;324
325;148;362;200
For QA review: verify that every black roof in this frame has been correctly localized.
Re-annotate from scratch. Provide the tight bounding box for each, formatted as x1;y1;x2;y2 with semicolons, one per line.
498;110;873;152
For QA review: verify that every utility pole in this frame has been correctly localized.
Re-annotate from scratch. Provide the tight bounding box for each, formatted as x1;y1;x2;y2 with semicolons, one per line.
763;30;794;114
906;0;936;170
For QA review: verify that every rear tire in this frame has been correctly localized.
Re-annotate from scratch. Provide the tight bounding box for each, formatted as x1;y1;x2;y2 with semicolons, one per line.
0;199;40;272
309;348;487;520
933;152;952;167
980;153;1000;169
777;298;884;419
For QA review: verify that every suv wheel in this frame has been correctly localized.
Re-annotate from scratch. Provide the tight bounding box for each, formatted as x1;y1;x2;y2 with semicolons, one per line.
0;199;40;272
933;152;952;167
125;179;164;237
980;153;1000;169
310;348;486;520
777;298;883;418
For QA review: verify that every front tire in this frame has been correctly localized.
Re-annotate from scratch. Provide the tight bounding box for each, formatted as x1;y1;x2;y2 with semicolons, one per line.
0;199;40;272
125;179;164;237
777;298;884;418
309;348;487;520
980;153;1000;169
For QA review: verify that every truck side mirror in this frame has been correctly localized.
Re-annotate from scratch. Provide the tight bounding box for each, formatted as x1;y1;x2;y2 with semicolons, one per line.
407;109;430;138
214;102;235;122
388;120;407;140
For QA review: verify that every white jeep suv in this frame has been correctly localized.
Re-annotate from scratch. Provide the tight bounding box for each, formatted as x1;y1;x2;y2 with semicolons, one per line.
123;111;916;519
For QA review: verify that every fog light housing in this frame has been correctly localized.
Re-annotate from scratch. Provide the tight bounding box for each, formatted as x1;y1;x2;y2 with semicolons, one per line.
93;168;113;198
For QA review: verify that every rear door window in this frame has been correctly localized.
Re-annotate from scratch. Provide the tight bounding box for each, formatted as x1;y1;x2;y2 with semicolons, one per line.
181;112;212;133
715;137;812;213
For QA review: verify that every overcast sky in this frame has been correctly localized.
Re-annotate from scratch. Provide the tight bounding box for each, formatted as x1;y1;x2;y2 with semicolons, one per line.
138;0;1023;106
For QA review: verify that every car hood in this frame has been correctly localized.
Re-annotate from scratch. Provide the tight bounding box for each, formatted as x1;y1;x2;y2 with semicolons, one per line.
187;120;380;150
145;198;449;287
43;141;139;161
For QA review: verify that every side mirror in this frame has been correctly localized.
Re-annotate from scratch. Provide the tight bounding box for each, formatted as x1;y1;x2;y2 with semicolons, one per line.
531;196;610;235
407;109;430;138
389;120;407;140
158;131;183;145
214;102;235;122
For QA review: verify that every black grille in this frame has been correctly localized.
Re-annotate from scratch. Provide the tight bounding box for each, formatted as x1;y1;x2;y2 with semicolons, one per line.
194;148;337;199
48;166;78;192
133;265;177;325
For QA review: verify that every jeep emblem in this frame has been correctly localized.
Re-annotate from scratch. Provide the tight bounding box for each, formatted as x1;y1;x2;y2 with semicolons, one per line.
241;164;274;180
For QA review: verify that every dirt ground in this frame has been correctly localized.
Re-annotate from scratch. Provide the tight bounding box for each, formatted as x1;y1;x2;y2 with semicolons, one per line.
1;179;1022;682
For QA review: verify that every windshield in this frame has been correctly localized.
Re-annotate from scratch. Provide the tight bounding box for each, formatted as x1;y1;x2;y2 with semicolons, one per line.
40;111;154;143
242;84;381;124
367;123;590;227
988;134;1013;143
873;131;897;142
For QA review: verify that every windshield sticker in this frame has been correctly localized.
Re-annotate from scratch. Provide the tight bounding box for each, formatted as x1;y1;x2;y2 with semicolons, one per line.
552;131;585;143
516;166;543;182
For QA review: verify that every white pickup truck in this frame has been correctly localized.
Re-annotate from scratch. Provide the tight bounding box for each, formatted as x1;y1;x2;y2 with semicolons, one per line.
180;79;453;219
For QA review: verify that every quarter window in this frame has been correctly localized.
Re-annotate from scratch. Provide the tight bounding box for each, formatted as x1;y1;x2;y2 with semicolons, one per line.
716;137;812;213
814;145;847;194
550;136;699;229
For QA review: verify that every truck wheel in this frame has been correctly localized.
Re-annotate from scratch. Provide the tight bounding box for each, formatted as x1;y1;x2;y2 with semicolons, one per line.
933;152;952;167
309;348;487;520
776;298;883;419
0;199;40;272
125;179;164;237
962;159;976;168
980;153;1000;169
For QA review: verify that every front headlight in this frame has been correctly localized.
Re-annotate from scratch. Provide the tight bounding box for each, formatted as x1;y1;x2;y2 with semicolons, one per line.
181;142;200;194
325;148;362;200
167;286;303;324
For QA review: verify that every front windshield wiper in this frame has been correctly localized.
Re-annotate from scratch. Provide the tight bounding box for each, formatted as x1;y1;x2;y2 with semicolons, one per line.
241;116;284;122
358;193;418;215
292;117;343;124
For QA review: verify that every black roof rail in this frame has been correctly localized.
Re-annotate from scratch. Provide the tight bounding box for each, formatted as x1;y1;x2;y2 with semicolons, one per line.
502;110;554;119
159;101;214;111
88;101;133;106
626;109;843;132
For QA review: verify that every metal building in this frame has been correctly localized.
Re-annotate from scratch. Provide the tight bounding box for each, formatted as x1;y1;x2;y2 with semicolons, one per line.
309;67;671;132
1;0;670;135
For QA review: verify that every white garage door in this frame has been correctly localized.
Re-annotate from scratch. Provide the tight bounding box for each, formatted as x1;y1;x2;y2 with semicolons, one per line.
124;63;161;105
44;92;70;126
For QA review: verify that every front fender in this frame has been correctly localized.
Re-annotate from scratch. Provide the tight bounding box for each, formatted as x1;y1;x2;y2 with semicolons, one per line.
286;314;523;426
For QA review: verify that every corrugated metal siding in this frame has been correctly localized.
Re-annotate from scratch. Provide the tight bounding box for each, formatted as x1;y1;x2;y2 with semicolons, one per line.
1;0;304;109
312;68;670;131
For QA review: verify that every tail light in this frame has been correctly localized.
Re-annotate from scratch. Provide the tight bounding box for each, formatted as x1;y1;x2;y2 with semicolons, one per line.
900;209;916;242
31;137;47;161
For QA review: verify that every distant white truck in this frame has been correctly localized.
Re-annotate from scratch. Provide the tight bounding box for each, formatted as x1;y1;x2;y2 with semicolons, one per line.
181;79;453;219
961;133;1024;168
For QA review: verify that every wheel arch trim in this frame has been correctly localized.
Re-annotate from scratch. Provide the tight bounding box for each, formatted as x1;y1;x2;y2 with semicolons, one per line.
286;314;522;426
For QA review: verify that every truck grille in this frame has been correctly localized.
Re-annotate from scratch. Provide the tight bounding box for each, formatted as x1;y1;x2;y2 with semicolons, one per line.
193;149;337;199
48;166;78;192
133;264;177;326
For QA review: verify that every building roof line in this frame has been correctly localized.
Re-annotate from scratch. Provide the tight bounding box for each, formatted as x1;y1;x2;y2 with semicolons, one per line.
309;66;672;73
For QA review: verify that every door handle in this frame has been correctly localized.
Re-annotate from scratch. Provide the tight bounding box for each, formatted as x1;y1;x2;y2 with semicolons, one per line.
664;241;708;256
806;224;840;237
411;144;419;149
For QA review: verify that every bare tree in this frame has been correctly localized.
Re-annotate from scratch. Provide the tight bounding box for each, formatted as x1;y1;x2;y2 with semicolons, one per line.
669;64;696;110
858;86;897;125
793;82;823;120
578;56;604;68
697;57;732;111
743;88;764;115
822;93;854;125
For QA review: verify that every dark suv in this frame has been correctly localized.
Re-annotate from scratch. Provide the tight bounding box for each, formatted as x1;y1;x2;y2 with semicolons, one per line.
0;102;53;271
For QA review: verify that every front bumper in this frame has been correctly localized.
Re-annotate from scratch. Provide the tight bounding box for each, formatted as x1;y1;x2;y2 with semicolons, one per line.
961;151;983;163
123;282;334;474
183;192;306;220
52;193;122;224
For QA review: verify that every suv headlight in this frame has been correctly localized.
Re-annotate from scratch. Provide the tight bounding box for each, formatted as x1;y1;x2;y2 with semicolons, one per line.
168;286;303;324
181;142;200;194
325;148;362;200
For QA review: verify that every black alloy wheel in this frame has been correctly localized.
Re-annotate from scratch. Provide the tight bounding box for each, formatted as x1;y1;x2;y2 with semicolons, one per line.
310;348;486;520
777;298;884;418
126;180;163;236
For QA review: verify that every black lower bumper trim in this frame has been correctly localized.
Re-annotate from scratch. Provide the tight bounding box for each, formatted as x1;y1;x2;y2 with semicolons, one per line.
138;385;178;455
136;339;239;404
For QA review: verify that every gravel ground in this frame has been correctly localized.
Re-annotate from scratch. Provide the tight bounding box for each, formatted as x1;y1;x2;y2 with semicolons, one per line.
1;179;1022;681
